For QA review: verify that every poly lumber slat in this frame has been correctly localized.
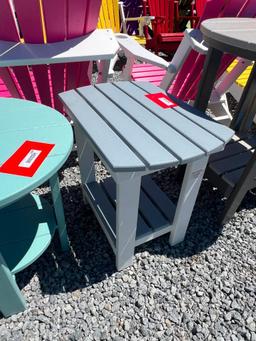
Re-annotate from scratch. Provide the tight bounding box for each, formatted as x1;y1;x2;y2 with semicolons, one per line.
11;66;36;102
102;178;153;239
209;136;256;163
32;65;52;107
77;86;178;169
0;194;56;274
0;0;20;41
134;81;234;143
96;82;204;164
59;89;146;171
114;82;225;154
141;175;176;222
222;168;244;188
14;1;51;105
65;1;91;91
84;0;103;33
0;69;21;99
132;70;166;78
14;0;44;43
85;181;117;247
209;150;254;176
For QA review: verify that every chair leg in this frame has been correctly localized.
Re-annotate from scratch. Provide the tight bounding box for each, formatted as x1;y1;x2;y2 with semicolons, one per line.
49;173;69;252
170;156;209;245
221;151;256;224
0;254;26;317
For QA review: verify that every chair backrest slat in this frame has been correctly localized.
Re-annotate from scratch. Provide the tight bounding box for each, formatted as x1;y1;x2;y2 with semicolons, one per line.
148;0;175;33
97;0;120;33
84;0;103;33
0;1;20;41
14;0;44;43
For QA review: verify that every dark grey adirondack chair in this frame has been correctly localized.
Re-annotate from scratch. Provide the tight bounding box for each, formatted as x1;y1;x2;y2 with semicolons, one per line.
190;17;256;224
206;64;256;224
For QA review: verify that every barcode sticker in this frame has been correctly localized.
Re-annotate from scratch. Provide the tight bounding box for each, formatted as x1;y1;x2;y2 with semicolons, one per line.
19;149;42;168
158;97;173;106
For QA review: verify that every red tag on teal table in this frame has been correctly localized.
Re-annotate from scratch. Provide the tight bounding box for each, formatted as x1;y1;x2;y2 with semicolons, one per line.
0;140;55;177
145;93;177;109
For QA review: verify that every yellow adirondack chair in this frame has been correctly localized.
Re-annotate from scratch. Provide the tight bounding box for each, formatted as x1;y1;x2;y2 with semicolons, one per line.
97;0;146;45
226;60;254;102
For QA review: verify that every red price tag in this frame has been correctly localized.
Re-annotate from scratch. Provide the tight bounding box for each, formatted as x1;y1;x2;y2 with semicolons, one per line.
145;93;177;109
0;140;55;177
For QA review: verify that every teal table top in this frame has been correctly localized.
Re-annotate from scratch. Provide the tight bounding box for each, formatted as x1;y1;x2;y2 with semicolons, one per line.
0;98;73;208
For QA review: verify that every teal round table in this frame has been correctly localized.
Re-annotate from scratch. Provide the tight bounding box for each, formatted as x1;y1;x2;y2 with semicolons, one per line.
0;98;73;317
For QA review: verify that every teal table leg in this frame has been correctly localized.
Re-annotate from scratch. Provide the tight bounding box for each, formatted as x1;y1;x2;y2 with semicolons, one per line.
49;173;69;251
0;254;26;317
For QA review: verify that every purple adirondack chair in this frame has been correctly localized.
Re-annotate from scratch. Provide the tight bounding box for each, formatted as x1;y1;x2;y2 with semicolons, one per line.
0;0;102;112
122;0;143;35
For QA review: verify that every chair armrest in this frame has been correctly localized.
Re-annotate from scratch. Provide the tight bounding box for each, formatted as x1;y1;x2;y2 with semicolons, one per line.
116;34;169;69
124;16;155;23
0;30;119;67
184;29;208;55
160;29;208;90
124;16;155;37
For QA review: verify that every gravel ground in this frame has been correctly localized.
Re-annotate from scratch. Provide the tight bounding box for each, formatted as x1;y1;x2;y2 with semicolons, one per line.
0;90;255;340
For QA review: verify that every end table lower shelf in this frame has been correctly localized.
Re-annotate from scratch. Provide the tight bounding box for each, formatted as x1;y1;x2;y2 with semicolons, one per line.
83;175;176;253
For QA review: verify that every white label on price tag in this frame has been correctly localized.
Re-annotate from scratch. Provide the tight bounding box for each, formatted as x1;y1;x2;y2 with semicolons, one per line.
19;149;42;168
158;97;173;106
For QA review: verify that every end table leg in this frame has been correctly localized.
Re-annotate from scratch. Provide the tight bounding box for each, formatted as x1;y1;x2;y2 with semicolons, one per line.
116;175;141;270
0;254;26;317
49;173;69;252
75;128;96;204
170;156;208;246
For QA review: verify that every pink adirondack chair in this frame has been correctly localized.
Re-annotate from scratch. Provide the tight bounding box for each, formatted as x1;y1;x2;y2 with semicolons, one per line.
170;0;256;101
0;0;106;112
124;0;256;124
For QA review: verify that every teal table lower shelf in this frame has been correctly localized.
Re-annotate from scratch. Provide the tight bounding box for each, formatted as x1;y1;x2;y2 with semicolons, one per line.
0;193;57;275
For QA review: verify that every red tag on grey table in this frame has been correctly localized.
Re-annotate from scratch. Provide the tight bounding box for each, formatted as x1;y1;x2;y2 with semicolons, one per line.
0;140;55;177
145;93;177;109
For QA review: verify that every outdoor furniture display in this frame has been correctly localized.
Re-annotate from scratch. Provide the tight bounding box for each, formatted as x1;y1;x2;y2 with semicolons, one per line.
0;0;119;112
122;0;145;41
0;98;73;317
194;18;256;223
142;0;185;55
59;81;234;271
117;0;256;125
97;0;152;45
96;0;151;77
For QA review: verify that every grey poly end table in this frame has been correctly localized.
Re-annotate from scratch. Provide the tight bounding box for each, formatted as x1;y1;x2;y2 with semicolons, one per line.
0;98;73;317
60;81;234;270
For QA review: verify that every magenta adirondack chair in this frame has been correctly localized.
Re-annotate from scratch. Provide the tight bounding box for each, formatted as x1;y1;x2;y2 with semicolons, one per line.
131;0;256;105
170;0;256;102
0;0;103;112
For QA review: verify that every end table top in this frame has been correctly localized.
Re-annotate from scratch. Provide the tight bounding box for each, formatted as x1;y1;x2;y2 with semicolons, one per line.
201;18;256;60
0;98;73;208
60;81;234;173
